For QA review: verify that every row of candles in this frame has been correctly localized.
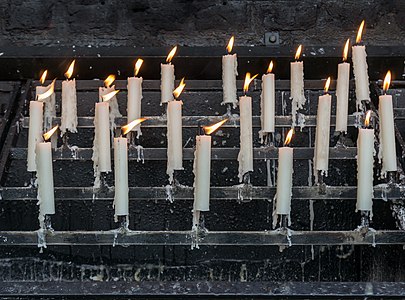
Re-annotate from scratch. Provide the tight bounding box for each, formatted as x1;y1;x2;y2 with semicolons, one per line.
28;20;396;230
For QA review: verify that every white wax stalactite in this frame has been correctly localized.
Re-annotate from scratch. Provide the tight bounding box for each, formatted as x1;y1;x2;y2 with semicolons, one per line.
99;85;122;133
222;54;238;108
193;135;211;212
113;137;129;221
290;61;306;126
275;147;293;215
379;94;397;174
27;101;44;172
36;84;56;147
161;64;175;104
61;79;78;135
260;72;275;142
238;95;253;182
314;93;331;176
36;141;55;228
127;77;143;137
352;45;370;108
357;128;374;212
335;62;350;132
92;102;111;175
167;100;183;183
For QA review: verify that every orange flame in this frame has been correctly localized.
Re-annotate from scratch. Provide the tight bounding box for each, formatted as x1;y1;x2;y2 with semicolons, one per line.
343;39;350;62
121;118;147;135
324;77;331;93
37;79;56;101
40;70;48;85
64;60;75;79
383;70;391;93
104;74;115;88
173;78;186;99
43;125;58;141
166;46;177;63
204;119;228;135
356;20;365;44
365;110;372;127
102;90;119;102
226;36;234;54
135;58;144;76
295;45;302;60
243;73;258;93
267;61;274;73
284;128;294;146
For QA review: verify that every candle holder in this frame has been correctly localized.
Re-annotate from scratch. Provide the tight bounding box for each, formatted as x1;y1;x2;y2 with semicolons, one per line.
43;214;54;231
30;172;37;187
191;210;208;250
387;171;398;185
237;172;253;202
62;132;69;147
116;215;129;231
317;170;327;194
275;214;292;247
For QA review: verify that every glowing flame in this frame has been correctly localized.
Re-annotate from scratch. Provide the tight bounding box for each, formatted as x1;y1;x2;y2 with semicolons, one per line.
166;46;177;63
173;78;186;98
226;36;234;54
121;118;147;135
135;58;144;76
204;119;228;135
243;73;258;93
37;79;56;101
64;60;75;79
365;110;372;127
324;77;331;93
295;45;302;60
356;20;365;44
284;128;294;146
104;74;115;88
267;61;274;73
43;125;58;141
40;70;48;85
383;70;391;93
102;90;119;102
343;39;350;62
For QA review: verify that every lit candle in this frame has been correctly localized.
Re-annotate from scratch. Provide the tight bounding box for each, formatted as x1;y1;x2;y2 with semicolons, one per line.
238;73;257;182
275;129;294;215
378;71;397;175
357;110;374;213
352;20;370;109
290;45;306;126
193;119;228;227
36;125;58;228
27;100;44;172
127;59;144;137
99;75;122;133
314;77;332;178
222;36;238;108
167;79;185;183
335;39;351;133
161;46;176;105
61;60;78;135
260;61;275;143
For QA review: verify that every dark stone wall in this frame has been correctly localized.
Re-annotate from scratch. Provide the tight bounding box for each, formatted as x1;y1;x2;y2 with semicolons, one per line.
0;0;404;47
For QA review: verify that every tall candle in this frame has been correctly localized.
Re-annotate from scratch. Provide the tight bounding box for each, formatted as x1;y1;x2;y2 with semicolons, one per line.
127;59;143;137
161;46;176;104
93;99;112;173
314;78;332;176
260;61;275;142
335;39;351;133
61;60;78;135
222;36;238;108
27;101;44;172
290;45;306;126
99;75;122;133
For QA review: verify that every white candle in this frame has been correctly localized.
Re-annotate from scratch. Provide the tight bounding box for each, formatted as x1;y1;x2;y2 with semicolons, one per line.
193;135;211;212
314;78;332;176
93;101;111;173
238;95;253;182
114;137;129;220
161;47;177;104
222;37;238;108
290;45;306;126
357;125;374;212
260;61;275;142
167;99;183;183
335;39;350;133
27;101;44;172
61;60;77;135
276;144;294;215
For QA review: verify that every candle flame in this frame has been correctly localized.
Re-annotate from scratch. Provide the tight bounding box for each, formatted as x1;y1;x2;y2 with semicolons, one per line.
295;45;302;60
173;78;186;99
343;39;350;62
37;79;56;101
365;110;372;127
267;61;274;73
243;72;258;93
383;70;391;93
135;58;144;76
284;128;294;146
204;119;228;135
121;118;147;135
356;20;365;44
40;70;48;85
226;36;234;54
64;60;75;79
324;77;331;93
104;74;115;88
166;46;177;63
43;125;58;141
102;90;119;102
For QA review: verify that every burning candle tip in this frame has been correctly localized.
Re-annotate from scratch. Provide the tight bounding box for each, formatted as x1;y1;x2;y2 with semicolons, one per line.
365;110;372;127
243;72;258;94
166;46;177;63
383;70;391;93
324;77;331;93
121;118;147;136
102;90;119;102
356;20;365;44
135;58;144;76
343;39;350;62
226;36;234;54
40;70;48;85
43;125;59;141
267;61;274;73
173;78;186;99
203;119;228;135
284;128;294;146
295;45;302;61
104;74;115;88
64;60;75;79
